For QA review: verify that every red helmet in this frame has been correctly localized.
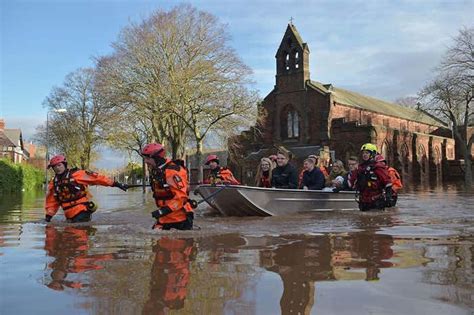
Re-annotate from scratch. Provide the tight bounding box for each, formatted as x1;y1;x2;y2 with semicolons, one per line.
141;143;165;158
205;154;219;165
48;154;66;168
374;154;386;163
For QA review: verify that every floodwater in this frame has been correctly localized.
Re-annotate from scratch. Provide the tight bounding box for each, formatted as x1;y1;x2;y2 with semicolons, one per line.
0;184;473;315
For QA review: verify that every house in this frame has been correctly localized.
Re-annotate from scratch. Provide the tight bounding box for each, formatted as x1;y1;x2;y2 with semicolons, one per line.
0;119;30;164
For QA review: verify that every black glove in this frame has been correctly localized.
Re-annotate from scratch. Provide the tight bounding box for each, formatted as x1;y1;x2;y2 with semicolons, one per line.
151;207;172;219
113;182;128;191
45;215;52;222
385;186;394;207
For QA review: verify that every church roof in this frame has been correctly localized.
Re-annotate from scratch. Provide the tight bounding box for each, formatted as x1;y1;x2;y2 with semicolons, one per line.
288;23;305;48
308;81;446;127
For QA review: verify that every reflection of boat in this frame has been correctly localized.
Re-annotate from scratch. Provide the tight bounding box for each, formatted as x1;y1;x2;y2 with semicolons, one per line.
194;184;358;216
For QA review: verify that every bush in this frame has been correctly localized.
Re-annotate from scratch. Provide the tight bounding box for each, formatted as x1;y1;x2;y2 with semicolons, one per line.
0;159;44;193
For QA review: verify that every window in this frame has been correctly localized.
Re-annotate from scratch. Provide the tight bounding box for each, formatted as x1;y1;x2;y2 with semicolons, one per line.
287;110;299;139
294;51;299;69
285;53;290;71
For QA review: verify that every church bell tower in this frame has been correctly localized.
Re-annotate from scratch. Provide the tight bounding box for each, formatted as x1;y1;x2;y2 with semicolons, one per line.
275;23;310;91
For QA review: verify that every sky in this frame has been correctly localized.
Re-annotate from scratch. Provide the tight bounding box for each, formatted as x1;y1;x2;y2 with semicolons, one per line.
1;0;473;168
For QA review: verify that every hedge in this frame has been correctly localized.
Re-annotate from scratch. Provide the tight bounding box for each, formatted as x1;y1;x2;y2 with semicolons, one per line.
0;159;44;193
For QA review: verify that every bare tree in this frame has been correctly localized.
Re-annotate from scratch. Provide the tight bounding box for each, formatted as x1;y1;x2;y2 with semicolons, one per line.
97;4;259;171
419;27;474;186
37;68;120;169
394;96;420;109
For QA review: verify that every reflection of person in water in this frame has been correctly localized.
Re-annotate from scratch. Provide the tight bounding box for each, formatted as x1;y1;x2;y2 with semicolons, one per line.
142;238;196;314
260;235;333;315
350;214;395;281
44;225;114;290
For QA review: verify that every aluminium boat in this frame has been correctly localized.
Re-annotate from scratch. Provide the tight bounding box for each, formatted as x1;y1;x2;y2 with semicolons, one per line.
194;184;358;216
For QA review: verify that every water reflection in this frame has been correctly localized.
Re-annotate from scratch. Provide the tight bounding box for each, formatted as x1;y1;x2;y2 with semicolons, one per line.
43;225;114;291
142;237;196;314
260;232;394;314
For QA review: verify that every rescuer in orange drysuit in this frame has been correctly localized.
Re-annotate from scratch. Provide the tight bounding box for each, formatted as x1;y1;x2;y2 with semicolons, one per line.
44;154;128;223
374;154;403;207
203;154;240;185
141;143;194;230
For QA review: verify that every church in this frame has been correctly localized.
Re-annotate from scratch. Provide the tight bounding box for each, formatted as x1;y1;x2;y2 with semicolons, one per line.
229;23;455;185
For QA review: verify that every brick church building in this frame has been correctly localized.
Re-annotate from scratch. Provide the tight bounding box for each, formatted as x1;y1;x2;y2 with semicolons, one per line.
229;23;455;185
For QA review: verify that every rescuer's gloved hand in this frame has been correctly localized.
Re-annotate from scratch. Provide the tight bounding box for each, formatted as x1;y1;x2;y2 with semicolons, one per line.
113;182;128;191
45;215;52;222
151;207;172;219
385;186;394;207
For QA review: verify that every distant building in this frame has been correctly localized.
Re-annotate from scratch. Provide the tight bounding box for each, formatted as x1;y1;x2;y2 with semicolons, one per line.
0;119;30;164
230;24;456;185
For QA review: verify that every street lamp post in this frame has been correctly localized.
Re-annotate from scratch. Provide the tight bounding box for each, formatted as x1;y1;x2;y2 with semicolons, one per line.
45;109;67;191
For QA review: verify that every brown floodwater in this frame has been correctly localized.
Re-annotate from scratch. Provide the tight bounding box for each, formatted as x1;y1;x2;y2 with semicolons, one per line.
0;183;473;314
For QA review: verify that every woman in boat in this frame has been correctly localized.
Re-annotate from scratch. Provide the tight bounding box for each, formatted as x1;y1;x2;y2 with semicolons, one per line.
300;158;325;190
255;157;274;188
325;159;347;189
271;151;298;189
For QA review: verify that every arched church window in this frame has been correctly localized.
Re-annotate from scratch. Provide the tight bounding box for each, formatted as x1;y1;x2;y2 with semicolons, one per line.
285;53;290;71
294;51;299;69
282;106;300;139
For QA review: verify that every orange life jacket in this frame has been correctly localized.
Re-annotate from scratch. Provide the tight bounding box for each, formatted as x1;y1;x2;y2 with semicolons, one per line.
151;160;193;224
53;168;88;209
388;167;403;192
206;166;240;185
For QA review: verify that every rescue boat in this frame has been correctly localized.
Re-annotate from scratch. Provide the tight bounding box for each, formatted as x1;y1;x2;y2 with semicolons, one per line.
194;184;358;216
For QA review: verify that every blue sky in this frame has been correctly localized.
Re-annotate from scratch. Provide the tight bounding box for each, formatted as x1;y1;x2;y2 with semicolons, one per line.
1;0;473;168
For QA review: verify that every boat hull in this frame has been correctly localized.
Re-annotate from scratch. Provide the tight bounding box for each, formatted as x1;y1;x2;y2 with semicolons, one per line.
194;185;358;216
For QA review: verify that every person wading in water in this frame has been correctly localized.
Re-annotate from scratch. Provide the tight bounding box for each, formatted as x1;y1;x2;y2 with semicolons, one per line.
44;154;128;223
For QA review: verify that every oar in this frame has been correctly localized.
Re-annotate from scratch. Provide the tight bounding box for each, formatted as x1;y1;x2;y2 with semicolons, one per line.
189;185;229;208
127;182;202;188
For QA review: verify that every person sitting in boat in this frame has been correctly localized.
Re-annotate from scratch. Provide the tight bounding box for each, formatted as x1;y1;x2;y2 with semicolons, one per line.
299;158;325;190
342;156;359;191
141;143;194;230
271;151;298;189
255;157;274;188
325;159;347;188
44;154;128;223
204;154;240;185
350;144;393;211
374;154;403;206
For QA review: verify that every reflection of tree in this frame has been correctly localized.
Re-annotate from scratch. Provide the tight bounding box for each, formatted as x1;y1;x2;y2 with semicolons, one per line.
142;237;196;315
43;225;113;291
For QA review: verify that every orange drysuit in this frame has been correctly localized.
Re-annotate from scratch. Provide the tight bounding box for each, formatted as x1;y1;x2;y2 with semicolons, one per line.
204;166;240;185
387;167;403;192
150;159;193;225
45;168;114;220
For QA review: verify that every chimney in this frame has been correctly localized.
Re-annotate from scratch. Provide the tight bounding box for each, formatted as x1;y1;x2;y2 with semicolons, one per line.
0;119;5;131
